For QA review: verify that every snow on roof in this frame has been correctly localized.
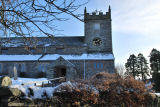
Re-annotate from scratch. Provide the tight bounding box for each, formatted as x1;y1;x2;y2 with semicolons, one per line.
41;53;114;60
1;37;85;47
0;55;41;61
0;53;114;61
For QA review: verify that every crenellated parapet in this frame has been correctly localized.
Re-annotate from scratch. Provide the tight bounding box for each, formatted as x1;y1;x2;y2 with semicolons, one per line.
84;6;111;21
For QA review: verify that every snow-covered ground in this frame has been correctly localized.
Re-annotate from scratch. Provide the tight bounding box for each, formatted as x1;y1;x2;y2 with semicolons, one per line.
155;93;160;97
9;77;98;99
11;77;48;86
10;80;78;99
9;77;77;99
10;77;55;99
10;84;57;99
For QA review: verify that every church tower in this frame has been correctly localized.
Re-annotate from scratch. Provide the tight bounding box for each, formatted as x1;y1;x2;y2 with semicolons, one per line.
84;6;113;53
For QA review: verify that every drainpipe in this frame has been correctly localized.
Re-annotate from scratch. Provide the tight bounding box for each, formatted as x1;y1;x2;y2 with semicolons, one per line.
84;59;86;80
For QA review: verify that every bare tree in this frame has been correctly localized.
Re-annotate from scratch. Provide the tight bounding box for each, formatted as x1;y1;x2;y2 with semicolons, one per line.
0;0;88;38
115;64;125;77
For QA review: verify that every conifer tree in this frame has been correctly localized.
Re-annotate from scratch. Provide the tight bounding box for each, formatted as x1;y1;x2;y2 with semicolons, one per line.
125;54;138;79
149;49;160;92
137;53;150;81
150;49;160;73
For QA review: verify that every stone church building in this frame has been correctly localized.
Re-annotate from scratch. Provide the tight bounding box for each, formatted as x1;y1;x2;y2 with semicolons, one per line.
0;6;115;80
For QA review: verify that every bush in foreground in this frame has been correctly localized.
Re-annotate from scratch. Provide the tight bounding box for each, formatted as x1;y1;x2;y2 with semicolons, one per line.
53;72;155;107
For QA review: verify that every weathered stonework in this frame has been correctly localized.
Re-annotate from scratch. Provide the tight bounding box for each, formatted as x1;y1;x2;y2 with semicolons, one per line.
47;57;77;81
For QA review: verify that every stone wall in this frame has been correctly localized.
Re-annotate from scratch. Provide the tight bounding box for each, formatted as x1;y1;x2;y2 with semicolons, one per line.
0;59;114;80
0;61;49;78
69;60;115;79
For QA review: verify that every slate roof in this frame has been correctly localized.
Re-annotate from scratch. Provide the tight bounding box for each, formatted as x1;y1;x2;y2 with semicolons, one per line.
0;36;85;47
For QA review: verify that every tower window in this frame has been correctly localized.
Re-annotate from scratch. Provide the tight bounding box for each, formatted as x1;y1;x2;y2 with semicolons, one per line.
94;23;100;30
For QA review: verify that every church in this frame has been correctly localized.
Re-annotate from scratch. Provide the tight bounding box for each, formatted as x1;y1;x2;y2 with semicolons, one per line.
0;6;115;80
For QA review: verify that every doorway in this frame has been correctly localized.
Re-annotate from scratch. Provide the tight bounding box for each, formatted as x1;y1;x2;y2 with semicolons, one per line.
54;66;66;78
54;66;66;84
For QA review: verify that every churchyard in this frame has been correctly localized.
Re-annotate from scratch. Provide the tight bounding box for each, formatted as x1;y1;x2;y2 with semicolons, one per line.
0;72;160;107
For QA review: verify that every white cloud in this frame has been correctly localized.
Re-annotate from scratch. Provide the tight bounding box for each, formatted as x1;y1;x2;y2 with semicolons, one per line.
110;0;160;38
94;0;160;37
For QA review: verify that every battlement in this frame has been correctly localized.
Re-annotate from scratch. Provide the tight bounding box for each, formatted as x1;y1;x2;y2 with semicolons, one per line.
86;11;109;16
84;6;111;21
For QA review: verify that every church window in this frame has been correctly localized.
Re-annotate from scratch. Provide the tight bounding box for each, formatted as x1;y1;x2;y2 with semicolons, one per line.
94;62;103;69
100;63;103;69
38;64;48;72
42;64;45;72
97;63;100;69
94;23;100;30
45;64;48;72
21;64;25;72
15;63;25;72
38;64;42;72
94;63;97;69
1;48;8;54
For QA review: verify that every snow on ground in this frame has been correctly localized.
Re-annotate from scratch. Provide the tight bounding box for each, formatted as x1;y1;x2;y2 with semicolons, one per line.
11;77;48;86
10;85;56;99
155;93;160;97
9;77;72;99
10;77;56;99
9;77;99;99
10;78;73;99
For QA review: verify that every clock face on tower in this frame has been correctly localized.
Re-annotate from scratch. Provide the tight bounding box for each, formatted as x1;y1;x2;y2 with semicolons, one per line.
92;38;102;46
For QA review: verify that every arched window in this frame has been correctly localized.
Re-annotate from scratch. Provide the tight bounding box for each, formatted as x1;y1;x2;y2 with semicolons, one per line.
38;63;48;72
14;63;25;72
94;62;103;69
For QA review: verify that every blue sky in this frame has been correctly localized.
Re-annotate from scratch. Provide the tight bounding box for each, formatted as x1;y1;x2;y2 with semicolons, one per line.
54;0;160;65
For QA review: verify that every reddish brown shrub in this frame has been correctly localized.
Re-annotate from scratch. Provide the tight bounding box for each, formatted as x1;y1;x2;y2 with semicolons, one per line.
53;72;153;107
53;81;99;106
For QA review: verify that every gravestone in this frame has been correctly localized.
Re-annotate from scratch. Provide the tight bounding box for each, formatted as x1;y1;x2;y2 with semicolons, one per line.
13;66;17;80
0;76;12;87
